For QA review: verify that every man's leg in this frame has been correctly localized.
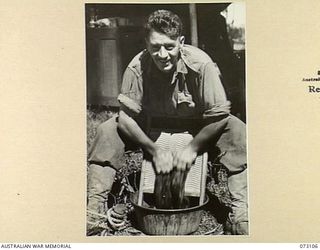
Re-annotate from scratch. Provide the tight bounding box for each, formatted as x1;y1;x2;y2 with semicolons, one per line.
87;116;125;223
224;169;248;235
87;164;116;221
215;115;248;235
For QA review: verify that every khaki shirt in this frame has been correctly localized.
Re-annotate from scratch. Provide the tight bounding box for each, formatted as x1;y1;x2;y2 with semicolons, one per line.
118;44;230;119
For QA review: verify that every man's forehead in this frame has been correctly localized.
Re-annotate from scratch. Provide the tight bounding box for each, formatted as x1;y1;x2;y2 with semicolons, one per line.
147;30;180;44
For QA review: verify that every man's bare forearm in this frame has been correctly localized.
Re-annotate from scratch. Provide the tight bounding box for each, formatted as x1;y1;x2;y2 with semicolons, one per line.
189;116;229;153
117;110;158;155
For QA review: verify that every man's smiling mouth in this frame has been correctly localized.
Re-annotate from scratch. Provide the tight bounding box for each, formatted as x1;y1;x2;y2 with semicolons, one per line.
159;60;169;64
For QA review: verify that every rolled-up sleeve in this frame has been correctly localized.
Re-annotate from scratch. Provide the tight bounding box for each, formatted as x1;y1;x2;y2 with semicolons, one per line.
201;62;231;118
117;67;143;116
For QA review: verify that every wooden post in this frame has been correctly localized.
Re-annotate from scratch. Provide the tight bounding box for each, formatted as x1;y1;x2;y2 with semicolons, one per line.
189;3;198;47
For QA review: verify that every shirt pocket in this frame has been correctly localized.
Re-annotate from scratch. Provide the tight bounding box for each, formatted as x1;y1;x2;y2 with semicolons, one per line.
176;91;196;116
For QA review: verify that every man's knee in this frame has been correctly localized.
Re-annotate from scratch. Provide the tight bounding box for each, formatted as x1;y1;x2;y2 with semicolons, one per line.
228;114;246;128
95;116;119;138
88;116;126;170
215;115;247;173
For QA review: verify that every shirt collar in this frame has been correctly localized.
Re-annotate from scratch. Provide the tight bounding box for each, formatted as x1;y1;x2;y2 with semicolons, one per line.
170;50;188;84
176;55;188;74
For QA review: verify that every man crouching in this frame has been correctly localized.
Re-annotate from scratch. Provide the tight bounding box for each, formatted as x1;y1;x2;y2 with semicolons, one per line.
87;9;248;235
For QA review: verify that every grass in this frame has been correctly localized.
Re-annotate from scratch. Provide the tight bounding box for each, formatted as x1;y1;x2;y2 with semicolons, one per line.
87;105;231;236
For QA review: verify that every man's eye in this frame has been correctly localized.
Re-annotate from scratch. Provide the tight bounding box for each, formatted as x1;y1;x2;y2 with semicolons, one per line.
165;46;174;50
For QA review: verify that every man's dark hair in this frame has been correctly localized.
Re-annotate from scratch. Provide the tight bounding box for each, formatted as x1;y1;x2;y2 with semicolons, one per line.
144;10;183;40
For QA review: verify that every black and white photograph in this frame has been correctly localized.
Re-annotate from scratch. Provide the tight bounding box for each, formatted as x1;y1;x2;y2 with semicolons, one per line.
85;2;247;236
3;0;320;245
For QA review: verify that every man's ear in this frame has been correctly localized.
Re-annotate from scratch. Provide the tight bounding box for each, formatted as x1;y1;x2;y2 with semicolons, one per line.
179;36;185;46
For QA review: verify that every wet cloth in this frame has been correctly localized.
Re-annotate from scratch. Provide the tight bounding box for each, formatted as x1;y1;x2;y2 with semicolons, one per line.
154;170;189;209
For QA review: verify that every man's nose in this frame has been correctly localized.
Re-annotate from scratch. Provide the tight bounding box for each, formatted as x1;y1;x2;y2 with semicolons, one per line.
158;46;168;58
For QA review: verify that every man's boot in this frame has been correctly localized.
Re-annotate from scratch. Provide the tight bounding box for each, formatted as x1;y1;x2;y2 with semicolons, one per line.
87;164;116;234
224;168;248;235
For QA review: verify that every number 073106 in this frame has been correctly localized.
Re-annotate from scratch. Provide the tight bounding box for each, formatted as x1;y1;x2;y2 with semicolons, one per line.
299;244;318;248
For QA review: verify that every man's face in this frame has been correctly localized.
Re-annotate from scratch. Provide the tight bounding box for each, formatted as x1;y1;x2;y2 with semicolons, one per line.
146;30;184;73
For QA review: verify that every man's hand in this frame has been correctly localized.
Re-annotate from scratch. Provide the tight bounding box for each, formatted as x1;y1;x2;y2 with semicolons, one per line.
173;145;197;171
152;148;174;174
